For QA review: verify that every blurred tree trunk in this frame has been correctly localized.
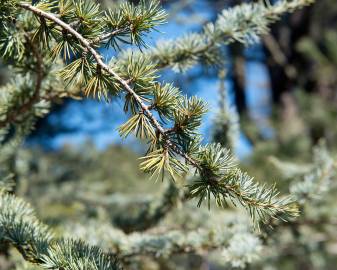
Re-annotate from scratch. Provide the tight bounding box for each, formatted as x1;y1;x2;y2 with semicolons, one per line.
227;0;248;116
229;43;247;115
263;7;313;104
262;0;337;101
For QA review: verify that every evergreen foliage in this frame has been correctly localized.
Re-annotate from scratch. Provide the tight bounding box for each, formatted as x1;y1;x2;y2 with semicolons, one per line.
0;189;121;270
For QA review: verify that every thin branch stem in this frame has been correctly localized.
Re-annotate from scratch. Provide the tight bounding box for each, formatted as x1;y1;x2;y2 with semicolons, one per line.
90;28;125;45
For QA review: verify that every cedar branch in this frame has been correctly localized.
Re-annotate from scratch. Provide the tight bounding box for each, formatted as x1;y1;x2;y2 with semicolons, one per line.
18;2;201;170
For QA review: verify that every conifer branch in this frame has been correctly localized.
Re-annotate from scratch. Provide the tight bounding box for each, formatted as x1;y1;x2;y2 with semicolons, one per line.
116;0;315;72
14;0;302;225
18;1;201;170
187;144;299;224
289;142;337;204
65;218;261;264
0;190;121;270
93;0;167;48
0;36;43;129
